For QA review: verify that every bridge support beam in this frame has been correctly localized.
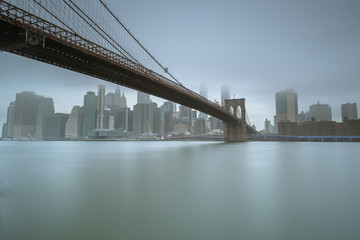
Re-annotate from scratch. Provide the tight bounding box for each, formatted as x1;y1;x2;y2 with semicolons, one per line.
224;99;247;142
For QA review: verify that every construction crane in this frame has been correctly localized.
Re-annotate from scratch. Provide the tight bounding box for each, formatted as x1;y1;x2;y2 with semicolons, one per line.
146;120;153;137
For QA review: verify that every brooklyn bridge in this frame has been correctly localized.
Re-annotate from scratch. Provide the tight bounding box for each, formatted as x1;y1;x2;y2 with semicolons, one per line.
0;0;257;141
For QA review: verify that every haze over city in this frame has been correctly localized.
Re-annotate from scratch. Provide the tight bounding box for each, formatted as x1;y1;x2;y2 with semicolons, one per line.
1;0;359;129
2;1;360;239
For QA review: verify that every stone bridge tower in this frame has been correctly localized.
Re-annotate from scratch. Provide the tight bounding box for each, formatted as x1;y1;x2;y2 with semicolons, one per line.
224;98;247;142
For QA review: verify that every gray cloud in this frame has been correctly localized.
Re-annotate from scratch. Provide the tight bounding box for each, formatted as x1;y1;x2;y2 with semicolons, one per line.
1;0;359;130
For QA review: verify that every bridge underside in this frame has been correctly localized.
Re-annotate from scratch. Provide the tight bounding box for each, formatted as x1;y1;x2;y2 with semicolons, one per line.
0;14;257;136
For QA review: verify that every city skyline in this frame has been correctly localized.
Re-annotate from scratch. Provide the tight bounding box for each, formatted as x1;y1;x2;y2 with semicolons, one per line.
1;0;360;129
2;86;358;138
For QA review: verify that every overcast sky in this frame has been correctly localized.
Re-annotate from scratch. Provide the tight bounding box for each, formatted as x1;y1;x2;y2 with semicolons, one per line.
1;0;359;130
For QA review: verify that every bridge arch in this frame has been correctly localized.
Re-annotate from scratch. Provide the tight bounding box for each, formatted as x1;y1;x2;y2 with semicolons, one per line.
224;99;246;122
236;106;241;119
228;106;234;115
224;98;247;142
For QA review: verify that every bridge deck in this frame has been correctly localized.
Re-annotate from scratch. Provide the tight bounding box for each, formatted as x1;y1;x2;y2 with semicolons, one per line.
0;1;257;133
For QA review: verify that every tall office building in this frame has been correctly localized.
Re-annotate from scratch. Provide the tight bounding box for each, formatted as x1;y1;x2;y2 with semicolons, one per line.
209;116;221;131
45;113;69;138
65;105;83;138
119;91;127;108
274;89;298;133
264;119;274;134
198;83;208;121
113;86;127;108
179;105;192;132
105;92;114;108
97;84;105;129
108;115;115;129
5;101;16;138
82;91;98;137
128;110;133;132
13;91;43;138
341;103;358;122
221;85;230;107
298;111;306;123
161;101;175;112
104;109;111;129
309;102;332;121
194;118;206;135
137;91;150;104
133;103;153;136
114;87;121;105
2;124;6;139
160;101;175;134
153;107;162;134
35;97;55;137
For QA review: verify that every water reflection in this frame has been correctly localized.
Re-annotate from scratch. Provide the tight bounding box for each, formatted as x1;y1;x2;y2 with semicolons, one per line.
1;141;360;240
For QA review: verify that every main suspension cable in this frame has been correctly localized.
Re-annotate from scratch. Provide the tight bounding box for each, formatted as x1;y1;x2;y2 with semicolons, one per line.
33;0;76;34
62;0;136;62
98;0;183;85
66;0;139;64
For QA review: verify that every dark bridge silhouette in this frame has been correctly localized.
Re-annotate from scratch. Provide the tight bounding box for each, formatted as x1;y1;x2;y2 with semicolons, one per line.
0;1;257;141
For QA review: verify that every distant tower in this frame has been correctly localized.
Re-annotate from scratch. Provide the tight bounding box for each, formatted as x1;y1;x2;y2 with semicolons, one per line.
298;111;306;122
113;86;121;106
108;115;115;130
274;89;298;133
309;102;332;121
97;84;105;129
113;87;127;108
119;91;127;108
65;106;83;138
5;101;16;138
82;91;98;136
35;97;55;137
341;103;358;122
133;103;153;136
105;92;114;108
137;91;150;104
221;85;230;107
13;91;43;138
264;119;274;134
45;113;69;138
198;83;208;121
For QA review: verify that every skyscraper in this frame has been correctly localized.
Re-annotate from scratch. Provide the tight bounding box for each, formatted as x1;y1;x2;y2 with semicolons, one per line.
82;91;98;137
65;105;83;138
35;97;55;137
2;124;6;139
137;91;150;104
179;105;191;132
119;91;127;108
5;101;16;138
309;102;332;121
45;113;69;138
105;92;114;108
221;85;230;107
160;101;175;134
133;103;153;136
274;89;298;133
13;91;43;138
114;86;121;106
113;87;127;108
341;103;358;122
194;118;206;135
264;119;274;134
97;84;105;129
198;83;208;121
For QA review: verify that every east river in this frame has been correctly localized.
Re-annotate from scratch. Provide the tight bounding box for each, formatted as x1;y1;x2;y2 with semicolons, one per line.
1;141;360;240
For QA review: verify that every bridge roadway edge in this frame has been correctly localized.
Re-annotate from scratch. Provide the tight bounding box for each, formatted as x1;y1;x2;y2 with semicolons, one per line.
0;2;257;137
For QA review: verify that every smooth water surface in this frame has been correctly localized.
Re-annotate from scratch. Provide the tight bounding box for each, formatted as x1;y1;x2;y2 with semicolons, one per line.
1;141;360;240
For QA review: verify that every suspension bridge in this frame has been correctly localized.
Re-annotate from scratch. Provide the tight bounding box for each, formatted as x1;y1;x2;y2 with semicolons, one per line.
0;0;257;141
